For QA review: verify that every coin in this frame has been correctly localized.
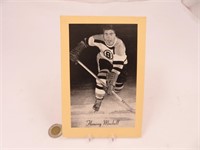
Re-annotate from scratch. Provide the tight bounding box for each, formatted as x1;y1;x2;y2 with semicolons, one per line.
48;124;62;138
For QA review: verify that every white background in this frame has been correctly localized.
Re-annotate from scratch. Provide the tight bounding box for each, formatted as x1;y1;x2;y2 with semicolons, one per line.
1;0;199;149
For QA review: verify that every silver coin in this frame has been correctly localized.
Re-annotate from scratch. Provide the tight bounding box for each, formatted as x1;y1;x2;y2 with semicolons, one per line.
48;124;62;138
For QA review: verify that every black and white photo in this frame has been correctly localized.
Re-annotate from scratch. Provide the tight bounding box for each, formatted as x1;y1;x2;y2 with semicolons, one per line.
69;24;137;128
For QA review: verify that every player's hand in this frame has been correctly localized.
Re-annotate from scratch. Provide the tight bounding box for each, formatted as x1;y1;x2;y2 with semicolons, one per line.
107;84;114;95
70;40;88;64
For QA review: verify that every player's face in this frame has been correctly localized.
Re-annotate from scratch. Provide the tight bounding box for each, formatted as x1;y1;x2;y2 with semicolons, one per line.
103;30;116;46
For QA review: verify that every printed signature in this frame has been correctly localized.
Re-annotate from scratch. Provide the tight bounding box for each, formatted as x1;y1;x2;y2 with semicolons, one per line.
86;120;120;127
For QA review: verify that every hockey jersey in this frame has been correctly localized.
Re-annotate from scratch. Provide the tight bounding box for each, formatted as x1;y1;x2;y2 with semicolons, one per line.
88;34;128;75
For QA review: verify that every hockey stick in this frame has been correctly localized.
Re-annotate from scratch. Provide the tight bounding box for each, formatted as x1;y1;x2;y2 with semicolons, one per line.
77;60;135;113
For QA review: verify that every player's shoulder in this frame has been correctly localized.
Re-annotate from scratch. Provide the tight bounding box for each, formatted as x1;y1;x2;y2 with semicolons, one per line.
115;37;125;47
117;37;123;42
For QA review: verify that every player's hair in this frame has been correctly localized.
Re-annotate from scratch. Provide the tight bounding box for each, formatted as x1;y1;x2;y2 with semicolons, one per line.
102;25;116;34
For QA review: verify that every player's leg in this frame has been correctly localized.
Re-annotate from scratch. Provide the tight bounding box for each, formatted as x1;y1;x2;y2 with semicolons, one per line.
93;58;112;111
95;69;109;98
114;65;127;93
93;69;108;111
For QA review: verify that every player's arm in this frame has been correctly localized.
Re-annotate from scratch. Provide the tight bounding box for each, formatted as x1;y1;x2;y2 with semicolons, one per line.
88;34;104;47
70;35;103;63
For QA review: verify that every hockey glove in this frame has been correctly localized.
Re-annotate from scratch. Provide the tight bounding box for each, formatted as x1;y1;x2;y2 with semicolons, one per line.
107;71;118;95
70;40;88;63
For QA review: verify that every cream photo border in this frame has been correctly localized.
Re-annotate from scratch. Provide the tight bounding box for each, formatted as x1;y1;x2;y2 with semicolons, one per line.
60;16;146;138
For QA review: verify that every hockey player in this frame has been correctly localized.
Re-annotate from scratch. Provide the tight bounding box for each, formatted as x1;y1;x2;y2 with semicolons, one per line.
70;25;128;111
